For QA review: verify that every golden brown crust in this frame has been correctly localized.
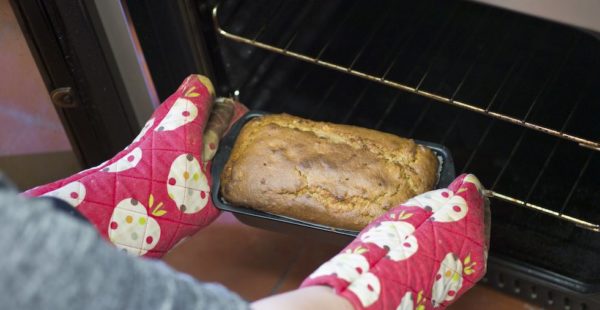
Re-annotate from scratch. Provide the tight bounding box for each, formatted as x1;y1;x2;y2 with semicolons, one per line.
220;113;438;230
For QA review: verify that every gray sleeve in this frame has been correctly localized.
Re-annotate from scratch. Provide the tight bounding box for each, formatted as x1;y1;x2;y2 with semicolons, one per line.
0;177;248;310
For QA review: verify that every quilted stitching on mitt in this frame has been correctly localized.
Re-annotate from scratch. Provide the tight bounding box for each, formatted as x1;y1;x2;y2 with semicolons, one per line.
24;75;232;258
302;173;489;309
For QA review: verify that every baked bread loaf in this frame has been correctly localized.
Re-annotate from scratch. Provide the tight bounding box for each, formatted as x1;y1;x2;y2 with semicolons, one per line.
220;114;439;230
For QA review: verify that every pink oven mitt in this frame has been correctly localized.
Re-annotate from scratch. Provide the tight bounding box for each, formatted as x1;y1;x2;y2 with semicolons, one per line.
24;75;248;258
302;174;490;309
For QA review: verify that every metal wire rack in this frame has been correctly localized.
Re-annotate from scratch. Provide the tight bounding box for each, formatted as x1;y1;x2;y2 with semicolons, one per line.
211;4;600;232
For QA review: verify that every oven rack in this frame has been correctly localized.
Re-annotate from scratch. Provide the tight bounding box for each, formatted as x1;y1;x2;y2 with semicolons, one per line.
211;5;600;232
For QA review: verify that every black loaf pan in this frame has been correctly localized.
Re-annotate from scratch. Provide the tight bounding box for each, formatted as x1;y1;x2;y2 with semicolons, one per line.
211;111;456;245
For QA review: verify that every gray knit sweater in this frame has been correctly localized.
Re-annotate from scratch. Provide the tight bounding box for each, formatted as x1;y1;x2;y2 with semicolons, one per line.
0;175;248;310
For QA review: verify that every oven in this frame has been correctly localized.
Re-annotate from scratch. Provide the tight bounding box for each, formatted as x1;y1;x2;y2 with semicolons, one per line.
10;0;600;308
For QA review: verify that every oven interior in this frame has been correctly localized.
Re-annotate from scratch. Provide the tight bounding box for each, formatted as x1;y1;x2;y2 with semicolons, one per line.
203;0;600;290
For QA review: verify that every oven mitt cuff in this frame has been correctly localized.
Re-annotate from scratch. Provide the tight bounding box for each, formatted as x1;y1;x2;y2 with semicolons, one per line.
301;174;490;309
24;75;248;258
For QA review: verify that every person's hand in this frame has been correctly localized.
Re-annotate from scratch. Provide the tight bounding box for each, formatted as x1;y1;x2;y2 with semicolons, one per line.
24;75;248;257
302;174;490;309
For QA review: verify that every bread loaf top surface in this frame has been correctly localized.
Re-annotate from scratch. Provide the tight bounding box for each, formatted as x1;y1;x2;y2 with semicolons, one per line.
220;113;439;230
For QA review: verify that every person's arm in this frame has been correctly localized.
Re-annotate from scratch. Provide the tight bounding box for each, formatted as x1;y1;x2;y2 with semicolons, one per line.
252;286;353;310
0;176;248;310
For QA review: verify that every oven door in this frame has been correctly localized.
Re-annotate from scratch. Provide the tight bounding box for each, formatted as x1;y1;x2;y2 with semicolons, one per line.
9;0;165;167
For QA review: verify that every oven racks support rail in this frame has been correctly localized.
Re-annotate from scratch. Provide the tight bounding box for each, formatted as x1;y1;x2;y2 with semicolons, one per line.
212;5;600;232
